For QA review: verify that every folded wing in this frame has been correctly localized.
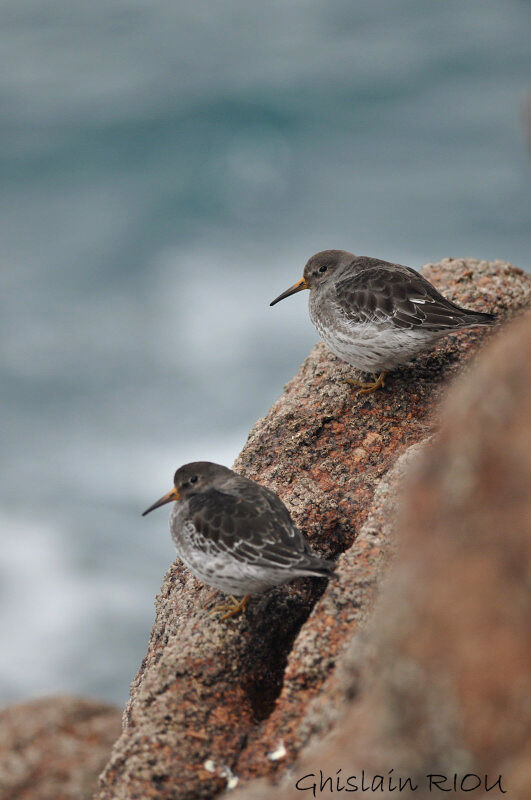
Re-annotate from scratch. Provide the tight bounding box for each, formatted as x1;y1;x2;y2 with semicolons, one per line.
187;488;334;576
335;258;494;331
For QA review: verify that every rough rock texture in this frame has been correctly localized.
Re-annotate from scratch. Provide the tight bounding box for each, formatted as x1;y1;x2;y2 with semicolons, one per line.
96;258;529;800
232;308;531;800
0;696;121;800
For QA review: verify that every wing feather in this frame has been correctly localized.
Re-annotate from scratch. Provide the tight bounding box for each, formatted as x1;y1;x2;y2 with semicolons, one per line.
334;258;492;332
186;488;331;574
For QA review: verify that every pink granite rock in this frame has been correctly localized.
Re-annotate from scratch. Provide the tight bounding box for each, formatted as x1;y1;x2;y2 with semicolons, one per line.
95;258;529;800
0;696;121;800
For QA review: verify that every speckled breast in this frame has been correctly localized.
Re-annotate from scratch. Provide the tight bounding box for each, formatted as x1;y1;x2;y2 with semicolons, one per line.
308;292;439;373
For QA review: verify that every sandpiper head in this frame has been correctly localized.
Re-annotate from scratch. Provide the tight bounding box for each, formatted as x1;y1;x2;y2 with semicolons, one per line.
270;250;355;306
142;461;232;516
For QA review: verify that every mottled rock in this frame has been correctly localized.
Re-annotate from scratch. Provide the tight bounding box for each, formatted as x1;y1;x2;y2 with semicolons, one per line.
96;258;529;800
0;696;121;800
230;309;531;800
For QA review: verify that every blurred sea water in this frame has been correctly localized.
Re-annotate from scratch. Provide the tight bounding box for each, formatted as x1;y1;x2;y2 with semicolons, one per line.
0;0;530;704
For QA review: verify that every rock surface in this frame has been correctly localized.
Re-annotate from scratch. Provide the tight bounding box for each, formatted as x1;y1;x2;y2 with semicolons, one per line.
0;696;121;800
231;307;531;800
95;258;530;800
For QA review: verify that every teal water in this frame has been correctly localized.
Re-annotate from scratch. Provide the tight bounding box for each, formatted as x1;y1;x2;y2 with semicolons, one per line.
1;0;530;703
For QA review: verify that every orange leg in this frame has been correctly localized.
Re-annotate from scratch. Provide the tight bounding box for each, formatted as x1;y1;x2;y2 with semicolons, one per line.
344;371;387;395
210;594;250;621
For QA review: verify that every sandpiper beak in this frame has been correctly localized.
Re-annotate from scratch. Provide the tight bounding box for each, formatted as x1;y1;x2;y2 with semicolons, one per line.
142;487;180;516
270;277;309;306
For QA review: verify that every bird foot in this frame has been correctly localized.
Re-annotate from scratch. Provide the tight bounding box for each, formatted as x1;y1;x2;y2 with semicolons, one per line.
210;594;250;621
343;371;387;395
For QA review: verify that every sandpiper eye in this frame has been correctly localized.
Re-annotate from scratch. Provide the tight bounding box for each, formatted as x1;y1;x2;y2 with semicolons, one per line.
189;475;198;484
319;265;328;273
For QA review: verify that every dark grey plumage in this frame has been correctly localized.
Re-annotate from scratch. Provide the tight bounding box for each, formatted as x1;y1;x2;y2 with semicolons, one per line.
326;255;494;332
143;462;334;616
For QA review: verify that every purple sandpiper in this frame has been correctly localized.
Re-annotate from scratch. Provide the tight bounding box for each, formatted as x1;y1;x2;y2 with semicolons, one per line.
142;461;335;619
271;250;494;393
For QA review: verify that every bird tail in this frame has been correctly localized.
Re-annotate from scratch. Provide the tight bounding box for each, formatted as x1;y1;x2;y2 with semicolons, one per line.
460;309;496;327
299;556;337;580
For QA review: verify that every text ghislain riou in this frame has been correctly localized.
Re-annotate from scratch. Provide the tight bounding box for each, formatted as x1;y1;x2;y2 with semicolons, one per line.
294;770;507;796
